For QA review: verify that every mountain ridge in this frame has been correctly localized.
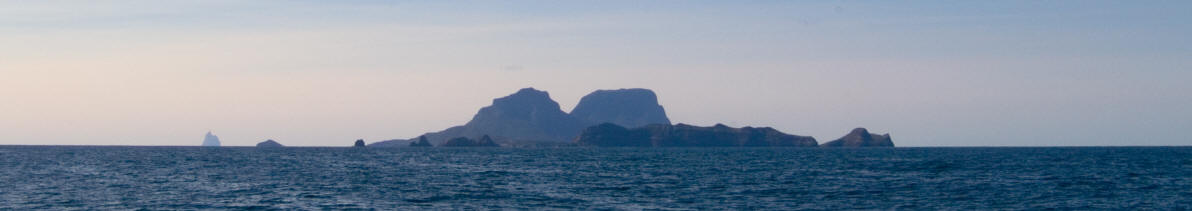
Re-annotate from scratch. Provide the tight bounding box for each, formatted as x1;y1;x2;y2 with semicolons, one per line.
370;87;671;146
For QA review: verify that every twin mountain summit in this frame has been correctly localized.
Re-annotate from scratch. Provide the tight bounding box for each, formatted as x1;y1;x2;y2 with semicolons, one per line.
206;88;893;148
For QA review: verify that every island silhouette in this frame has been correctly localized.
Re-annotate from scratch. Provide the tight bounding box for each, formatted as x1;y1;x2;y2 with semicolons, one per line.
367;88;893;148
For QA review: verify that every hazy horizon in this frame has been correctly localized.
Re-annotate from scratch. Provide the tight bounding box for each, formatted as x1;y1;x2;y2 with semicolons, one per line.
2;1;1189;146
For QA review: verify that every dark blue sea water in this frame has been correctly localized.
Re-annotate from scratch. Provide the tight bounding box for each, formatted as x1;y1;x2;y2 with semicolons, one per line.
1;146;1189;210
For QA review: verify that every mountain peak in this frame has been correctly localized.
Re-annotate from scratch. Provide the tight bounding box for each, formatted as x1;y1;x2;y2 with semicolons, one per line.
515;87;546;95
571;88;671;128
459;88;585;142
488;87;560;112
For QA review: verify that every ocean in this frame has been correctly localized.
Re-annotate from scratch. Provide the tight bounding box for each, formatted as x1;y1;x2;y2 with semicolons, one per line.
1;146;1189;210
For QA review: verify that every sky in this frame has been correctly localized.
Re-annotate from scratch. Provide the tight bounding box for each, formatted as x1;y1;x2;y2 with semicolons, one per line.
1;1;1190;146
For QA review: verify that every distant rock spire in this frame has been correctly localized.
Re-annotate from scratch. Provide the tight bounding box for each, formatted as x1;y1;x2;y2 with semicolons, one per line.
202;131;221;147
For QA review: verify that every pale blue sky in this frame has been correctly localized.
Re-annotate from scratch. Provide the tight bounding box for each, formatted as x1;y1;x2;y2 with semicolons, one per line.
2;1;1189;146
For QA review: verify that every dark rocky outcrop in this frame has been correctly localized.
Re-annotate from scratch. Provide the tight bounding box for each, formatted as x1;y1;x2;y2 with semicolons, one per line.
353;139;366;147
256;139;284;148
201;131;220;147
570;88;671;128
575;123;818;147
820;128;894;147
409;136;433;147
440;135;500;147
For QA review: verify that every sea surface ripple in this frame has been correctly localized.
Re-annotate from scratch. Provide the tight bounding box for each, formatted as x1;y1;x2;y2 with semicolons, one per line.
1;146;1189;209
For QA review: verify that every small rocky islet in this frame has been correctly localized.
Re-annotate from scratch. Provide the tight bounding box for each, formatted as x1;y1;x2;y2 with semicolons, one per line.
821;128;895;147
201;131;221;147
256;139;284;148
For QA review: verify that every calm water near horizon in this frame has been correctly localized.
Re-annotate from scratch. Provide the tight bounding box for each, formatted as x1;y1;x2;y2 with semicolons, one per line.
1;146;1189;209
